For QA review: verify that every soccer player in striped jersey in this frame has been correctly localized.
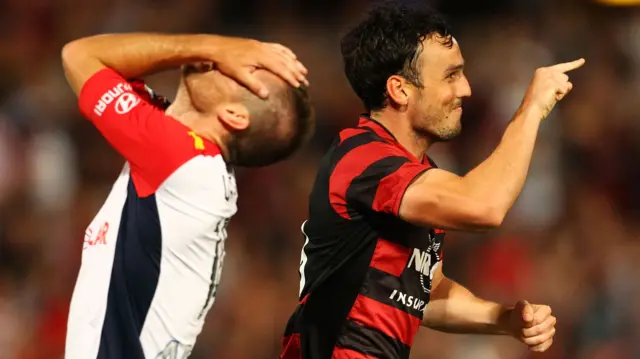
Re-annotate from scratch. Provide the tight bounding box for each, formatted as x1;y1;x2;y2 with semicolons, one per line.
281;2;584;359
61;33;313;359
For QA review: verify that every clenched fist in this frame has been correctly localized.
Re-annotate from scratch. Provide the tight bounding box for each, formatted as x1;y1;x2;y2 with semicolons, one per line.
506;300;556;352
519;58;585;121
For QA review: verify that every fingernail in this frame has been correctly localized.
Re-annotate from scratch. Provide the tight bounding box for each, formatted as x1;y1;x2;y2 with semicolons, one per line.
259;88;269;98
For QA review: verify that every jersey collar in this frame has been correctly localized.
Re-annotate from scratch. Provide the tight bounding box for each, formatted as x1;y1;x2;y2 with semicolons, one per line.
357;115;397;143
358;114;431;165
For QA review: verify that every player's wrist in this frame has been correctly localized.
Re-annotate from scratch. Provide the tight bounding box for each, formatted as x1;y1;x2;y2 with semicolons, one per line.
172;34;221;64
494;304;516;336
201;34;254;65
514;102;544;125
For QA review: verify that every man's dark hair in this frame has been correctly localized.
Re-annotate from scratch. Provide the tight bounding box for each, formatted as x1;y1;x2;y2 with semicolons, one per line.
341;0;452;112
229;84;315;167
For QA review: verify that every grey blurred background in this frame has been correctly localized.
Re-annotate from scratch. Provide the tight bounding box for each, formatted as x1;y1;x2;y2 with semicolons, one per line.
1;0;640;358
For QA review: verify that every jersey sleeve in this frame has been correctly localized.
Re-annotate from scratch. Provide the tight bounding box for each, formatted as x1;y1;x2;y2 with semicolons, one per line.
77;68;219;197
329;141;432;219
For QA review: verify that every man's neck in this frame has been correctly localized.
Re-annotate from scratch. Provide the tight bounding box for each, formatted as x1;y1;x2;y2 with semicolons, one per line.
166;103;231;160
370;110;431;159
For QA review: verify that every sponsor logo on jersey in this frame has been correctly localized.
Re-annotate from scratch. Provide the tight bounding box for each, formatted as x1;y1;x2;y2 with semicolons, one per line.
83;221;109;249
389;289;426;312
94;82;140;116
115;92;140;114
407;247;440;294
407;248;432;277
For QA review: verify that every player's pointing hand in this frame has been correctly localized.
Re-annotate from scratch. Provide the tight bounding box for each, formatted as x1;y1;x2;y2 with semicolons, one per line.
519;58;585;121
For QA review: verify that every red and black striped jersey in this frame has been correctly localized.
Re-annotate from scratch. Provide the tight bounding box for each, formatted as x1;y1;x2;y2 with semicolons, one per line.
281;116;445;359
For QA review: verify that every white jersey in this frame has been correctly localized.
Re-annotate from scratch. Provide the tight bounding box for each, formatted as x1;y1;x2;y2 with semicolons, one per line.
65;68;238;359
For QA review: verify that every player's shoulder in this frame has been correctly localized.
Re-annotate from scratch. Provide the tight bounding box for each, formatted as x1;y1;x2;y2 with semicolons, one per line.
160;154;238;211
331;126;410;164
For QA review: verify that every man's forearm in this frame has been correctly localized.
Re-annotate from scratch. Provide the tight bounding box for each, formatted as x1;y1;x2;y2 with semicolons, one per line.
423;276;511;335
62;33;219;94
460;107;542;222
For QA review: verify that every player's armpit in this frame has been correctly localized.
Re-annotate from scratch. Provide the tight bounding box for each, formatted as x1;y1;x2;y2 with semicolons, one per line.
398;168;504;231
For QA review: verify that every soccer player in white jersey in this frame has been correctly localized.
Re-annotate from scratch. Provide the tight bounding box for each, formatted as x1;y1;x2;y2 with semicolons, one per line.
61;33;314;359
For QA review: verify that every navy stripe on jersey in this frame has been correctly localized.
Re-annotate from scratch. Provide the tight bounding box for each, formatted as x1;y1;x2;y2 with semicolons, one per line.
97;179;162;359
336;320;411;359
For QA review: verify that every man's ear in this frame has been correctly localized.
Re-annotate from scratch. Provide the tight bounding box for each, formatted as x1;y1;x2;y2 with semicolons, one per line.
216;103;250;131
386;75;411;107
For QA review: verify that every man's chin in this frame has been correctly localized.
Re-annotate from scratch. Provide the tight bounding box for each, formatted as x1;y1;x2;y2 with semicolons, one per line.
433;123;461;142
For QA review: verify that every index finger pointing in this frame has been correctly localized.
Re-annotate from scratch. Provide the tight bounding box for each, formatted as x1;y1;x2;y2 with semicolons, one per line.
549;58;585;73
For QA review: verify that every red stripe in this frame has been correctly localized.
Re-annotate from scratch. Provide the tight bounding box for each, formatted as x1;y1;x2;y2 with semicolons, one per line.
372;162;429;215
369;239;411;277
357;117;395;143
299;294;309;305
332;347;377;359
281;334;302;359
347;295;421;346
339;128;368;144
329;141;396;219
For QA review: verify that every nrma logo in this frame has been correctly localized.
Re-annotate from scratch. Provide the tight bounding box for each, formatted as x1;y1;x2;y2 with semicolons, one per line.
407;248;439;293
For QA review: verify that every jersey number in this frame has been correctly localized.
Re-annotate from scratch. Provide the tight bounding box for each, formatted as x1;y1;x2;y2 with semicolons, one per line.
155;340;193;359
198;218;228;319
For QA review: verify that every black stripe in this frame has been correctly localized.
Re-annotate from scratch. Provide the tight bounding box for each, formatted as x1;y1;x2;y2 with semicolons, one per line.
360;116;399;143
361;267;429;319
329;131;387;174
97;179;162;359
336;320;410;359
425;156;438;168
346;156;411;214
282;302;305;337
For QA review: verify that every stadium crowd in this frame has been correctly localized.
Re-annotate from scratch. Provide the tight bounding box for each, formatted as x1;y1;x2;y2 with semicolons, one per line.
1;0;639;358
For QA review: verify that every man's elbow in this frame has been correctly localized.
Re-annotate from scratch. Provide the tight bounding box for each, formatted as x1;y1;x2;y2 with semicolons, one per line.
61;38;104;95
477;205;505;230
441;201;505;232
61;39;85;69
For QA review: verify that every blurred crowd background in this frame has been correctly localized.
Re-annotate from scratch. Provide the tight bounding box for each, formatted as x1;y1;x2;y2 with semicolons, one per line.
1;0;640;358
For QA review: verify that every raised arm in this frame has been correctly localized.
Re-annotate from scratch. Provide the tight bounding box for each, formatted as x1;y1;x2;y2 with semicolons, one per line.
399;59;585;231
61;33;308;97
